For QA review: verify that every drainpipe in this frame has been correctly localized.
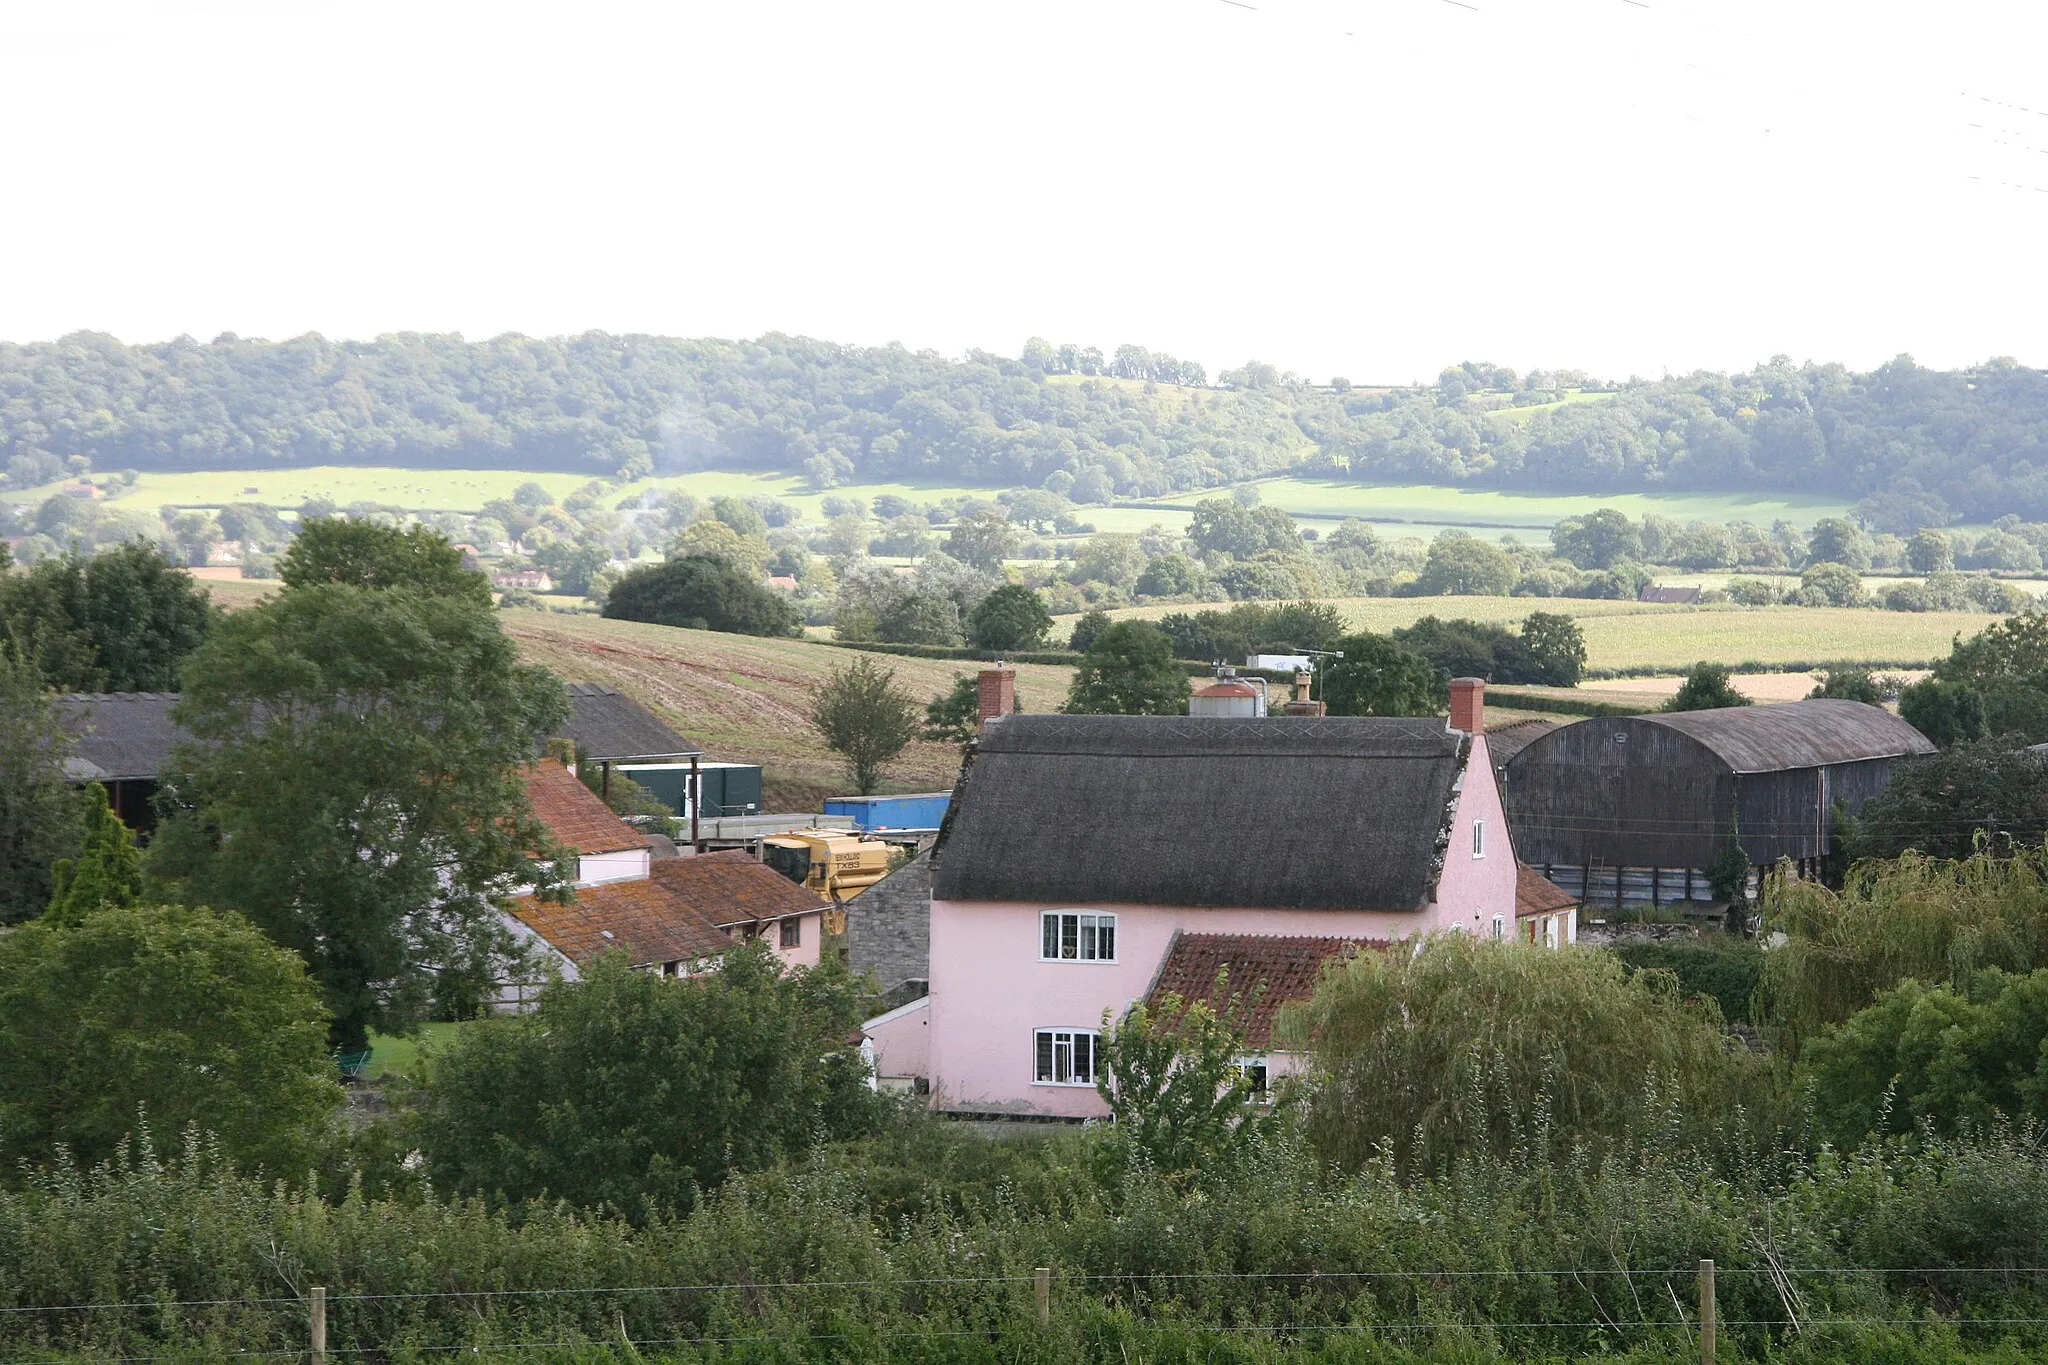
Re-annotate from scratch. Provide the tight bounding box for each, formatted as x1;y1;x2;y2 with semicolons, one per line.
689;754;701;851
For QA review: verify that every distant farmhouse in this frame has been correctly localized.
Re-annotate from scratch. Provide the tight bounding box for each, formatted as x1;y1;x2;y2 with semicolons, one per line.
897;678;1578;1118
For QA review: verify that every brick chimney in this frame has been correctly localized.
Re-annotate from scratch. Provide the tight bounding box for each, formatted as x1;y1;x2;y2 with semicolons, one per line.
977;665;1017;731
1448;677;1485;735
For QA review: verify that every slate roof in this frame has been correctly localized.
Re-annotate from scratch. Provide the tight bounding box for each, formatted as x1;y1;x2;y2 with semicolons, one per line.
525;760;649;855
648;851;830;928
1635;699;1935;773
560;683;700;762
52;693;189;781
507;877;734;969
1144;932;1371;1049
931;714;1470;911
1515;863;1578;918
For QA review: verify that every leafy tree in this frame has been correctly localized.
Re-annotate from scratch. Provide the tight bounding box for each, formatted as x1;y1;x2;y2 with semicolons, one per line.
1135;552;1204;597
1095;976;1288;1185
1516;611;1587;686
1393;616;1510;681
1808;668;1885;704
602;554;802;637
412;949;881;1215
1925;611;2048;743
1844;741;2048;861
1906;529;1955;574
876;590;963;646
1413;534;1516;596
1759;846;2048;1051
1320;633;1440;717
1187;499;1298;559
1065;609;1113;654
967;584;1052;651
1900;677;1986;748
278;518;490;603
1797;561;1867;607
810;656;920;794
0;542;218;692
44;784;142;924
1705;820;1754;931
1664;663;1750;712
0;904;336;1173
943;509;1018;571
0;656;83;924
1063;621;1188;716
1798;968;2048;1146
532;539;612;596
1806;517;1873;570
1070;533;1147;591
666;518;773;573
1291;935;1762;1176
1550;509;1643;569
147;585;572;1050
708;495;767;538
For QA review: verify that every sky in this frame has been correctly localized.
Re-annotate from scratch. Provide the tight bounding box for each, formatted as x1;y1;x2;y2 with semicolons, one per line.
2;0;2044;382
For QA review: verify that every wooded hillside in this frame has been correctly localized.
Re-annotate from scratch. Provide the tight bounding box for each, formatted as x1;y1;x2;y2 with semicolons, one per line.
6;332;2046;523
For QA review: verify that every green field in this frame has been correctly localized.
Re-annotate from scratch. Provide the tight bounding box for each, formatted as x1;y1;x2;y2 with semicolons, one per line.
362;1020;469;1081
1098;595;1996;672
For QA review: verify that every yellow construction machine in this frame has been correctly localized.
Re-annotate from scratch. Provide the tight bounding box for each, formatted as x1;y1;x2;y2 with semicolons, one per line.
760;829;893;913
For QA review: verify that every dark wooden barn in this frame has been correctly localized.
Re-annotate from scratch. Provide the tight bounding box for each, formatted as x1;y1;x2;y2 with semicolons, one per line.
1500;699;1935;908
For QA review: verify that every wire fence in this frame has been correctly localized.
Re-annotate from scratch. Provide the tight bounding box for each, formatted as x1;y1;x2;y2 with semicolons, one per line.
7;1263;2048;1363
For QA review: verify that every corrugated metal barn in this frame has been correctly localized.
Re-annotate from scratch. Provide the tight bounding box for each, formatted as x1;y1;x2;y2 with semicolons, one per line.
1500;699;1935;908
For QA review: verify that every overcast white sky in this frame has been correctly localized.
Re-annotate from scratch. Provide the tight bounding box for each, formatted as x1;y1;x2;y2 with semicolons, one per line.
2;0;2044;381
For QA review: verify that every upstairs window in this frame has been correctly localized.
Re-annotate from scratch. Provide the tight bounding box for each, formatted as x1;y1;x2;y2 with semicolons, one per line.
1034;1028;1099;1085
1040;911;1116;962
1472;819;1487;859
780;917;802;949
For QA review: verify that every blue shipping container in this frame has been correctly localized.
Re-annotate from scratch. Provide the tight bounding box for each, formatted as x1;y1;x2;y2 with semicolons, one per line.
823;792;952;830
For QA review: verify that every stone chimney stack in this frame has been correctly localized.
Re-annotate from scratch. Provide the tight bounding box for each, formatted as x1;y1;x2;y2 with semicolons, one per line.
977;665;1017;731
1449;677;1485;735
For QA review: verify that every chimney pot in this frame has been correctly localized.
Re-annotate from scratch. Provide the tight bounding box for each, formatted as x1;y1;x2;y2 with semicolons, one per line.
1449;677;1485;735
977;665;1017;732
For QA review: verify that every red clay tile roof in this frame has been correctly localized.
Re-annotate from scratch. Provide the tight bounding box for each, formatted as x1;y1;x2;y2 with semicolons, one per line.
1144;932;1377;1049
649;850;829;929
508;877;734;969
1516;862;1578;918
525;759;648;856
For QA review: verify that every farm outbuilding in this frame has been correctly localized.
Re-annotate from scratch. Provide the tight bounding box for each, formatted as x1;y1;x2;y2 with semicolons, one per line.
1500;699;1935;909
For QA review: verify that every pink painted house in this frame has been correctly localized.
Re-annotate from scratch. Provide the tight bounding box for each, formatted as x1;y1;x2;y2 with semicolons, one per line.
924;679;1532;1118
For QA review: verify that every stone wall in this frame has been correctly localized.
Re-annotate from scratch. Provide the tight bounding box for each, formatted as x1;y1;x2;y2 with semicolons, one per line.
848;851;930;1007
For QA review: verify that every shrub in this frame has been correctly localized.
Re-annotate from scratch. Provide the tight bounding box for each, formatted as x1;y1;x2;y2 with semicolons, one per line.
0;904;337;1175
1607;936;1764;1023
412;948;882;1215
602;554;801;636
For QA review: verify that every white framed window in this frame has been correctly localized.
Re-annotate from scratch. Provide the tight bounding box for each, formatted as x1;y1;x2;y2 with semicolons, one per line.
1040;910;1117;962
1490;913;1506;940
1472;819;1486;858
1033;1028;1099;1085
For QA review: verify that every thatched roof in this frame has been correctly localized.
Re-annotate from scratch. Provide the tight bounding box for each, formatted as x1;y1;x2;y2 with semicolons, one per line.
53;693;188;781
560;683;700;762
932;714;1469;911
1637;699;1934;773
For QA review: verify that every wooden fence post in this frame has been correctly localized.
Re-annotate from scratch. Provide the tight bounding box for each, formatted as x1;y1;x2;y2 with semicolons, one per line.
1698;1259;1715;1365
1034;1266;1051;1328
310;1285;327;1365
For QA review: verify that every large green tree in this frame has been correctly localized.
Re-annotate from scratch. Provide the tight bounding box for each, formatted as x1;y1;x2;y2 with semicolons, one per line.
1923;611;2048;744
966;583;1052;651
0;904;337;1173
810;656;921;794
602;554;801;636
1063;620;1188;716
1319;632;1440;717
412;948;880;1214
0;542;217;692
1413;534;1517;596
1664;662;1750;712
1844;740;2048;862
0;655;83;923
147;585;572;1049
278;517;491;603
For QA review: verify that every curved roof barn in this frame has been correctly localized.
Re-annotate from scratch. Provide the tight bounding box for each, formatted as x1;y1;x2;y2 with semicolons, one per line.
1631;698;1934;772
